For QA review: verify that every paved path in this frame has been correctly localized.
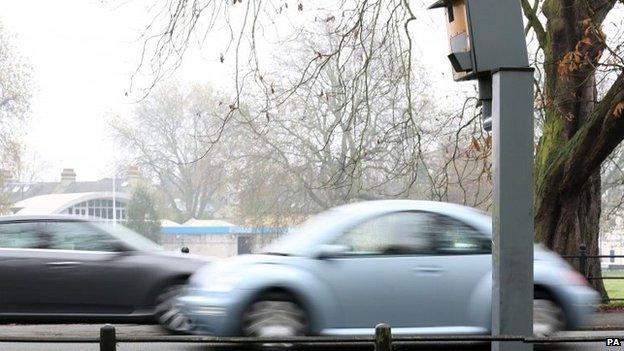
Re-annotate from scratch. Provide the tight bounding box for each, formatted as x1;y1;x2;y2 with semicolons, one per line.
0;319;623;350
0;315;619;337
0;323;164;338
584;312;624;330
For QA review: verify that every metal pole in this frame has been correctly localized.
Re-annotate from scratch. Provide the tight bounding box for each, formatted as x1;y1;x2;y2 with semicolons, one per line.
100;324;116;351
579;244;588;278
112;169;117;227
491;68;535;351
374;323;392;351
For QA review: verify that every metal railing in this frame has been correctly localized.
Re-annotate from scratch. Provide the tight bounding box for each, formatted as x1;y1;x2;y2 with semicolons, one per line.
0;324;608;351
562;244;624;302
0;324;606;351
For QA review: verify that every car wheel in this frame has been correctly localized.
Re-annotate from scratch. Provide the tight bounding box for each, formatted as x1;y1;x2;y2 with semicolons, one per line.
241;293;309;338
533;292;566;337
156;284;192;334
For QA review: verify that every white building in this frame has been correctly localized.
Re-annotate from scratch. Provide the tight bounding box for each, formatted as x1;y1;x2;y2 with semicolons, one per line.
7;168;137;221
12;192;131;220
159;222;288;258
600;231;624;269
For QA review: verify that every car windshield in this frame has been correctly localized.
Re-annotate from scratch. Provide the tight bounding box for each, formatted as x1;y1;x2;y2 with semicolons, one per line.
91;221;164;252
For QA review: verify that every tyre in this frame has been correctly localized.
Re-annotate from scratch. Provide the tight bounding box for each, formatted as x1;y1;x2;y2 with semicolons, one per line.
533;291;566;337
155;284;192;334
241;292;309;338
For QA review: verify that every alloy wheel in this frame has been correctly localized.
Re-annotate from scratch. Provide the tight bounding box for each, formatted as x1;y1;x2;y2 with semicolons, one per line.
242;298;308;337
533;298;566;337
156;285;192;334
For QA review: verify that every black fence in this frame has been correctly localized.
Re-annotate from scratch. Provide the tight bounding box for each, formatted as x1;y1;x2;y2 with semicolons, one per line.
0;324;606;351
562;244;624;303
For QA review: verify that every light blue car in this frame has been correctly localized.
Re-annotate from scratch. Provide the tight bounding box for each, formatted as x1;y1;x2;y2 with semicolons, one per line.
179;200;599;337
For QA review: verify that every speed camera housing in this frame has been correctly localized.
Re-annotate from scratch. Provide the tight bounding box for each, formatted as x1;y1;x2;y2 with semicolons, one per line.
429;0;529;81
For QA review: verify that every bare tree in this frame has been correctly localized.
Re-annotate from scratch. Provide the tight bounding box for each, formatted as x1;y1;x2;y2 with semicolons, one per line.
129;1;496;220
111;82;234;220
0;23;30;136
518;0;624;298
224;25;492;224
600;144;624;241
142;1;624;297
0;23;33;212
132;1;427;132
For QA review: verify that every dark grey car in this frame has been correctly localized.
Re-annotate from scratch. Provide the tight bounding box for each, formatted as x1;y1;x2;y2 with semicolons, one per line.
0;215;210;333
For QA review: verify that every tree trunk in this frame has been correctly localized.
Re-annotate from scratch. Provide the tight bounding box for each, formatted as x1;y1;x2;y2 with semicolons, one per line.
537;169;608;299
533;0;614;300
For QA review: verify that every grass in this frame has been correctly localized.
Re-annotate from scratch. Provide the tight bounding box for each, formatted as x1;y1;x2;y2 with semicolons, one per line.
600;270;624;308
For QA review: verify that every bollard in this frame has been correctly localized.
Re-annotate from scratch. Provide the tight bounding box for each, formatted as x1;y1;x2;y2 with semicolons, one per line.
374;323;392;351
579;244;588;278
100;324;116;351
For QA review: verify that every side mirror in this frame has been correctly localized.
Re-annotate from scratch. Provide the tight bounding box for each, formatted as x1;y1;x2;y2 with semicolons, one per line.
181;246;190;254
111;241;132;254
314;244;350;259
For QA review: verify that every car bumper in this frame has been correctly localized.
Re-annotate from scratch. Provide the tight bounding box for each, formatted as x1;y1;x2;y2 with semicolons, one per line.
178;288;248;336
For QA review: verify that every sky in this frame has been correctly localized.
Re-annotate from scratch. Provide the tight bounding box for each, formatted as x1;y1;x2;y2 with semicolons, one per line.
0;0;472;182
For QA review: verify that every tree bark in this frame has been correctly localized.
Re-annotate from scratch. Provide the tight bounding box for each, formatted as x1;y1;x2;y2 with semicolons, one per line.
532;0;619;300
536;169;608;299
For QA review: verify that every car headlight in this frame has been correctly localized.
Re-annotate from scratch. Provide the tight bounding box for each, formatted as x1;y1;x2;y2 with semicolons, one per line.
202;275;243;293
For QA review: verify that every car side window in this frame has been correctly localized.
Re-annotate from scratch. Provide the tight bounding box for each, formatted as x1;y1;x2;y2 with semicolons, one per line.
44;221;121;252
334;212;436;256
434;216;491;254
0;222;46;249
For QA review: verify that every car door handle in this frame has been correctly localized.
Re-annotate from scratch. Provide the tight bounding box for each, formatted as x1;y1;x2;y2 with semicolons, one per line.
46;261;82;267
414;266;443;273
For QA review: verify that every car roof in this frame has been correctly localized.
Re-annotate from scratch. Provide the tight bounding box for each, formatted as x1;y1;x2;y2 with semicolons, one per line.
326;200;492;234
0;214;165;252
331;199;486;214
0;214;92;222
266;200;493;256
331;200;489;219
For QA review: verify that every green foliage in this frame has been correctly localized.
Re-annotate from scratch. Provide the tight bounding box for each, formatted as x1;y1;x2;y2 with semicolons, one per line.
125;186;161;243
603;270;624;301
